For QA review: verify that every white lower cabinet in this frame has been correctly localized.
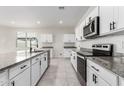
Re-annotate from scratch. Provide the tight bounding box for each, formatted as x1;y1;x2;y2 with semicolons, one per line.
0;70;8;86
87;67;109;86
64;49;72;58
119;76;124;86
70;51;77;72
87;59;118;86
31;62;40;86
9;68;30;86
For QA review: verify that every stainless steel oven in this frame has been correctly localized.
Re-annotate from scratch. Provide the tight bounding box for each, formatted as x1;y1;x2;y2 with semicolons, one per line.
77;54;87;86
76;44;113;86
83;16;99;39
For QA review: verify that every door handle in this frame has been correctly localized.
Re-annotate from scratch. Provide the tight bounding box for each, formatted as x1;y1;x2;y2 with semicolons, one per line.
20;65;27;69
94;75;98;84
40;61;41;65
91;66;99;72
112;21;116;30
110;22;112;30
11;81;15;86
92;74;95;82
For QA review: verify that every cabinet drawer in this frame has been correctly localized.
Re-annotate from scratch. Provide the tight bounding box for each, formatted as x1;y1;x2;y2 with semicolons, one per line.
87;59;118;86
0;70;8;85
32;55;40;65
9;60;30;79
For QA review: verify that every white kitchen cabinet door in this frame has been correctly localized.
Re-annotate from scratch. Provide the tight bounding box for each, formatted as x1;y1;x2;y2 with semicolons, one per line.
9;68;30;86
97;76;110;86
64;49;72;58
119;76;124;86
41;34;53;43
87;67;96;86
70;34;75;42
40;53;48;76
31;62;40;86
117;6;124;30
100;6;114;35
87;67;109;86
40;34;46;42
47;34;53;43
70;51;77;72
63;34;75;43
0;70;8;86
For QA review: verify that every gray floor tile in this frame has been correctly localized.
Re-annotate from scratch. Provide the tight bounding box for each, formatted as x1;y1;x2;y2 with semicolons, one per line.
37;58;81;86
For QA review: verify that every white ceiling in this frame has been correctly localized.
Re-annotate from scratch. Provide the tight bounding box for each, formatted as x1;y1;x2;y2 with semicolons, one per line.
0;6;89;28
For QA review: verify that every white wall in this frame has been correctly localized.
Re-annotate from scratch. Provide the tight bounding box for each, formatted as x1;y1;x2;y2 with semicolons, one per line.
15;27;75;57
0;26;16;54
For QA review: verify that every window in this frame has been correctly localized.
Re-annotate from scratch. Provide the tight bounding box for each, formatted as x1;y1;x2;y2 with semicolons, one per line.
16;32;38;52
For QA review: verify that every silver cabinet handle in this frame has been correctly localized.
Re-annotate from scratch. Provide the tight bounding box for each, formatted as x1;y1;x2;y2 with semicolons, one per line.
20;65;27;69
11;81;15;86
112;21;116;30
110;22;112;30
91;66;99;72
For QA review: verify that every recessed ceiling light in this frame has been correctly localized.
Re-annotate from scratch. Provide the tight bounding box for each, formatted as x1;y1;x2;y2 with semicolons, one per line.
36;21;40;24
11;21;15;24
59;20;63;24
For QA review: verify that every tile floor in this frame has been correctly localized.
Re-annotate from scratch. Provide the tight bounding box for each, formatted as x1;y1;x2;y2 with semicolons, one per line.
38;58;81;86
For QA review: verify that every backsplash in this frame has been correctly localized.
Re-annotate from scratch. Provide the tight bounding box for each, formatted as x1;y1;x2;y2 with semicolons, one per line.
76;35;124;53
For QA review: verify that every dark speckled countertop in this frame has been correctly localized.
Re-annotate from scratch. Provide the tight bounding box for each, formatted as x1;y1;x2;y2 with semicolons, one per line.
0;51;48;71
72;48;124;78
87;57;124;78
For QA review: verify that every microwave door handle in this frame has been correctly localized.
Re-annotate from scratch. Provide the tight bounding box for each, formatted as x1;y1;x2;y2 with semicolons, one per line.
89;23;92;33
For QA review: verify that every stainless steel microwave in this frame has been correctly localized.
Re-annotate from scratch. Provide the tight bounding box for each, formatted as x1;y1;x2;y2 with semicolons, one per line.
83;16;99;39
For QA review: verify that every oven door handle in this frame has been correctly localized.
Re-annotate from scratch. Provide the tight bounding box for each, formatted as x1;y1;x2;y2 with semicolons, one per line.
77;55;85;60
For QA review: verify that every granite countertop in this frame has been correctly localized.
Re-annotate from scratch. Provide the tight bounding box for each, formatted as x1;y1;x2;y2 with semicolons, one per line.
64;46;76;48
42;46;54;48
72;48;124;78
87;57;124;78
0;51;48;71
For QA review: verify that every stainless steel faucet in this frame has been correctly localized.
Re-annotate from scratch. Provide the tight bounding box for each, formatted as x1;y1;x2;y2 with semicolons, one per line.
30;37;38;53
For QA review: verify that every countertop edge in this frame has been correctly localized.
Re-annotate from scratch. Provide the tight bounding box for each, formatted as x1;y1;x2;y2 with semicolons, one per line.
0;51;49;71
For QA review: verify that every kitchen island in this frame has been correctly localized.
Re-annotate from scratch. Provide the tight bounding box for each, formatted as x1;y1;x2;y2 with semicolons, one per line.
0;50;50;86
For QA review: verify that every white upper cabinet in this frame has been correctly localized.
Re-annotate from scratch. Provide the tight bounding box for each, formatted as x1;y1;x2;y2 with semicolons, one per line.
63;34;75;43
40;34;53;43
75;20;85;41
100;6;114;34
100;6;121;35
117;6;124;30
27;32;36;38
